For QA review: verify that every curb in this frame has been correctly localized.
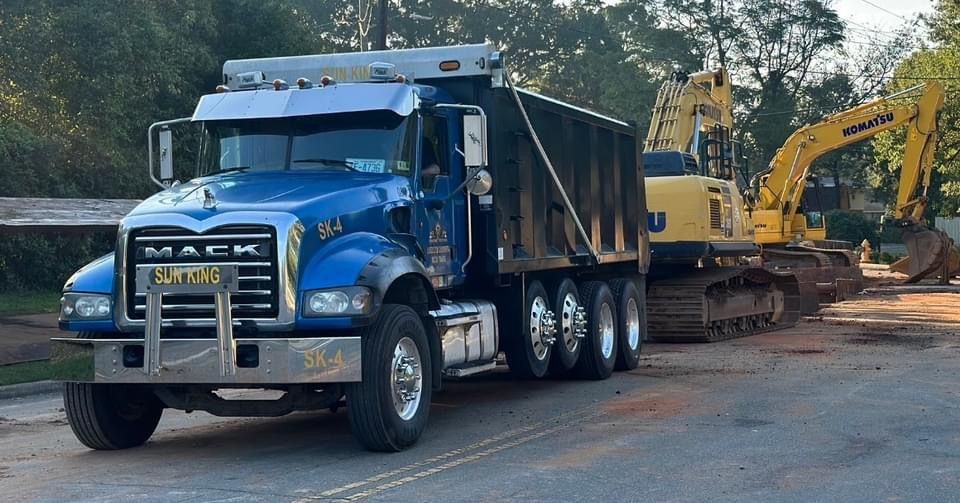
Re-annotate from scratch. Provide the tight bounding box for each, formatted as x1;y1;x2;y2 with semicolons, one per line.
0;380;61;400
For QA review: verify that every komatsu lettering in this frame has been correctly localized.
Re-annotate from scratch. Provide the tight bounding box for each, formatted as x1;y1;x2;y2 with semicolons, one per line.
842;112;894;137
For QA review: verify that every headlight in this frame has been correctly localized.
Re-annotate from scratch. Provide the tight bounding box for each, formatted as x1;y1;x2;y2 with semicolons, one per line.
303;287;374;317
61;293;113;321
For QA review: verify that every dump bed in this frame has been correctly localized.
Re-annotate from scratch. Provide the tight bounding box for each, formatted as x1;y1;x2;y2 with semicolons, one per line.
478;87;647;276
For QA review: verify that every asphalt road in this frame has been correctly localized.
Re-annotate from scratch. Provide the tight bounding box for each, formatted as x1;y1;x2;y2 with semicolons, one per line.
1;292;958;502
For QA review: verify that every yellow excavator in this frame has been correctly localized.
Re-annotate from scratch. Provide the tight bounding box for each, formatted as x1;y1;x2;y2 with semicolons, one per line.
642;68;804;341
751;81;953;285
642;70;951;342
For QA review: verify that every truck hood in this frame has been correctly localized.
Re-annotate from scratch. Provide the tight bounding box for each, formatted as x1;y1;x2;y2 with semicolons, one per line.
127;171;413;224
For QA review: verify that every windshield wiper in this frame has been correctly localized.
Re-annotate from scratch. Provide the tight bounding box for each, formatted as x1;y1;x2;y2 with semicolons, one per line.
209;166;252;175
291;158;358;172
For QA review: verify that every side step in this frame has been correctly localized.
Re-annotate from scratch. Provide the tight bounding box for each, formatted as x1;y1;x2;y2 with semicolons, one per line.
443;361;497;378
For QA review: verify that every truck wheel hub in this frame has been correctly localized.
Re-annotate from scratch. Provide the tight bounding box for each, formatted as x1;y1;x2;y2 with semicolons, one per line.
529;296;557;361
391;338;422;419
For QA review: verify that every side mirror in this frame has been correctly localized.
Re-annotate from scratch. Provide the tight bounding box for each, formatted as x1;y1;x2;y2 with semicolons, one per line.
466;168;493;196
159;128;174;185
462;114;487;168
148;117;191;190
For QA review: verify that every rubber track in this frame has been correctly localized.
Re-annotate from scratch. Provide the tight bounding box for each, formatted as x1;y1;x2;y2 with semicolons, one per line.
647;267;800;343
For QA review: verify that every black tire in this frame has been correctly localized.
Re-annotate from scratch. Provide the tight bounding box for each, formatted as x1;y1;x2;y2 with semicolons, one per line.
610;279;644;370
347;304;433;452
63;331;164;450
574;281;618;380
504;280;553;379
547;278;582;375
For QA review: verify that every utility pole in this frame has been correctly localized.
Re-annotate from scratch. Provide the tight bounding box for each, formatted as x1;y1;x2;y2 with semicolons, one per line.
377;0;388;50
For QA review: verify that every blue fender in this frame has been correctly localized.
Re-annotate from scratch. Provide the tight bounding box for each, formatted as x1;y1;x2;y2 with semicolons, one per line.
60;253;119;333
63;253;115;294
297;232;438;329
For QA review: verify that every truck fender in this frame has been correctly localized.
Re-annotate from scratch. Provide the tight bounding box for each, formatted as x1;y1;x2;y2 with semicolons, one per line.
357;247;443;391
63;253;115;294
299;233;441;389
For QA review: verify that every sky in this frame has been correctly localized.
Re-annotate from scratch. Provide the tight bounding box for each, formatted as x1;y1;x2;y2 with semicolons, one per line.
833;0;936;31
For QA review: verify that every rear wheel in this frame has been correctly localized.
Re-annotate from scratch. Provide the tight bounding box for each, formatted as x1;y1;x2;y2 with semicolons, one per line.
547;278;584;375
610;279;643;370
347;304;432;451
575;282;618;380
504;280;555;379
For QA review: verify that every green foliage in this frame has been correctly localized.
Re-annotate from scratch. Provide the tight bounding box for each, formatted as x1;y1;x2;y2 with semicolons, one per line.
0;290;61;316
873;0;960;217
0;360;51;386
825;210;878;245
0;232;114;291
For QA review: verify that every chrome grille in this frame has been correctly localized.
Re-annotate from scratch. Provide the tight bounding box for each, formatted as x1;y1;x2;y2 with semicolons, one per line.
126;226;278;321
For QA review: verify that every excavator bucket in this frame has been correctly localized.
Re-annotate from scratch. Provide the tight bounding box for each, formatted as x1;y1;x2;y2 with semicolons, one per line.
897;225;956;283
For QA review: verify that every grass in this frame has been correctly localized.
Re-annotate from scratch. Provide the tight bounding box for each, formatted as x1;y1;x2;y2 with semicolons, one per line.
0;290;61;316
0;360;51;386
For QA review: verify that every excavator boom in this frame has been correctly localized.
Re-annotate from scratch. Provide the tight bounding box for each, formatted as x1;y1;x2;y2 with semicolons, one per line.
752;81;952;284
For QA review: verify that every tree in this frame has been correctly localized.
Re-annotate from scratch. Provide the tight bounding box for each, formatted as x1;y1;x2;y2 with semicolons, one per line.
873;0;960;217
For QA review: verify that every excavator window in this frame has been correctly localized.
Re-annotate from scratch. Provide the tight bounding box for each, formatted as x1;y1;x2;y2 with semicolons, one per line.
801;177;826;229
643;151;698;177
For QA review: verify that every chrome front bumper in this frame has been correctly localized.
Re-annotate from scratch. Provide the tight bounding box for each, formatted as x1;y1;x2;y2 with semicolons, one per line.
50;336;361;384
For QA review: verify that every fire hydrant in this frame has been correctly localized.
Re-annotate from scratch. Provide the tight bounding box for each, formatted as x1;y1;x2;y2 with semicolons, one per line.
860;239;873;263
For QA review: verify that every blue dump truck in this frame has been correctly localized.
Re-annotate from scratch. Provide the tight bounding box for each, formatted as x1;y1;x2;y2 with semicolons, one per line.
51;44;650;451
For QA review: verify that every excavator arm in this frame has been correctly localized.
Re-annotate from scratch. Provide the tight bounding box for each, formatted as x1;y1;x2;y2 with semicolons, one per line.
752;81;951;283
752;81;945;242
645;67;734;158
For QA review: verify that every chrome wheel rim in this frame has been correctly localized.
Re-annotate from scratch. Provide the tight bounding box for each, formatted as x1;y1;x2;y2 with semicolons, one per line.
391;336;422;421
559;292;580;353
599;303;615;359
529;295;554;361
625;297;641;351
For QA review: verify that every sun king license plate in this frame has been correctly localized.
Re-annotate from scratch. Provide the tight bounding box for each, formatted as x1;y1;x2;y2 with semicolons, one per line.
135;264;239;294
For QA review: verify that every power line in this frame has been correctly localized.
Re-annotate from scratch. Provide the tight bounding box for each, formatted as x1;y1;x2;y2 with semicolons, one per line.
854;0;910;22
842;17;902;43
802;69;960;81
841;37;928;51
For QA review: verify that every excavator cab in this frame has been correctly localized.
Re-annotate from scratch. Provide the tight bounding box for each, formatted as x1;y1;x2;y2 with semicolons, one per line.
800;175;826;236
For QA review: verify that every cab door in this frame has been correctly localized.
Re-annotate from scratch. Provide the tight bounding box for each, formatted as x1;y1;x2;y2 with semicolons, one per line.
415;111;467;289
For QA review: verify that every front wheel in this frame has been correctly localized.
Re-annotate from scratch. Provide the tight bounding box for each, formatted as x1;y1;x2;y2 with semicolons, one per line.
347;304;433;452
64;331;163;450
64;383;164;450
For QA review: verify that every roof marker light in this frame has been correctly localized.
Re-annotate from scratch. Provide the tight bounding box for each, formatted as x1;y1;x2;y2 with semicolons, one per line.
439;60;460;72
369;62;396;80
273;79;288;91
320;75;335;87
393;73;408;84
297;77;313;89
215;84;231;93
236;71;266;88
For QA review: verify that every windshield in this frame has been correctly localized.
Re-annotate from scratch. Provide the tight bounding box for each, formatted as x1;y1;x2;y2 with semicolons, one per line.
199;110;416;176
